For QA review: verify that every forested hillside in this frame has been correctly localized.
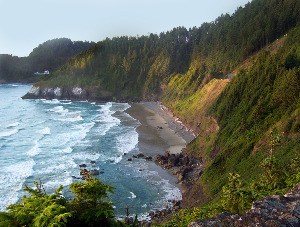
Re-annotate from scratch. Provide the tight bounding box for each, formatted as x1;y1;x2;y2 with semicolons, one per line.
0;38;94;82
33;0;299;100
23;0;299;225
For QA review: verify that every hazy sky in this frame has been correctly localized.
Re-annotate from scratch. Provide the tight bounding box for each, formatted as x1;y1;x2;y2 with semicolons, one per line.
0;0;249;57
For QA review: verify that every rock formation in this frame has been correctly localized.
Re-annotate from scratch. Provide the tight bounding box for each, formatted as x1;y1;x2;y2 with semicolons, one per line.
189;183;300;227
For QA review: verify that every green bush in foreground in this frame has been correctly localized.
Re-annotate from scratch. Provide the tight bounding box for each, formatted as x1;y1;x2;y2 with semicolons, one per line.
0;171;127;227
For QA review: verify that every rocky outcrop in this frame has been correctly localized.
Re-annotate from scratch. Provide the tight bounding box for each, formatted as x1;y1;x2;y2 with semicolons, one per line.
154;151;207;209
148;200;182;224
188;183;300;227
154;151;203;185
22;85;110;101
22;85;142;102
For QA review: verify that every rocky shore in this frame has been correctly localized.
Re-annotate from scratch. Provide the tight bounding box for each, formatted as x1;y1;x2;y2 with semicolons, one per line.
154;152;203;183
142;152;204;224
123;102;200;224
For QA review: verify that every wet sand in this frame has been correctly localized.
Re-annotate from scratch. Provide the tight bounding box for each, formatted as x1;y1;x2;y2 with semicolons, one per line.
125;102;196;191
126;102;195;156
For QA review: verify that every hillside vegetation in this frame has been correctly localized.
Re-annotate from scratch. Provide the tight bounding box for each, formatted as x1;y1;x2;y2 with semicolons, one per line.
0;38;94;82
21;0;300;225
34;0;299;98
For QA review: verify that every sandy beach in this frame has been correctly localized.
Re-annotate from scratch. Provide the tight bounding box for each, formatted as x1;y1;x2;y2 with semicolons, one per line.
126;102;195;156
125;102;196;193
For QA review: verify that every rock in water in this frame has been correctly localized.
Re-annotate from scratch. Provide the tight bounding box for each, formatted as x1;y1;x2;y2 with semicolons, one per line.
90;169;100;175
144;156;152;161
137;153;145;158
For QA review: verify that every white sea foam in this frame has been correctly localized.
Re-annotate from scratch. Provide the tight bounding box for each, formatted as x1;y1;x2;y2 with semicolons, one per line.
0;159;34;211
37;158;77;175
73;122;95;139
111;102;131;112
110;155;123;164
94;118;120;136
27;142;40;157
0;128;19;138
9;84;28;87
32;156;77;191
60;100;72;105
32;120;46;127
161;179;182;201
49;106;69;115
71;152;100;162
27;127;51;157
50;122;94;148
90;102;96;105
94;103;121;135
53;123;92;148
52;106;64;112
114;128;138;164
41;127;51;135
60;147;73;153
43;177;73;188
137;213;151;222
7;122;20;128
55;110;83;122
143;169;182;208
118;129;138;154
97;113;120;125
66;115;83;122
42;99;60;104
129;192;137;199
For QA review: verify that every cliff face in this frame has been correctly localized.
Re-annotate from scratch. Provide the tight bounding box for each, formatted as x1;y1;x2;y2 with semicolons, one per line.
22;86;104;101
22;85;142;102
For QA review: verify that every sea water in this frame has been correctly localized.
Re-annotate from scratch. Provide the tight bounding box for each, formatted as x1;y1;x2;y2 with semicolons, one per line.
0;84;181;219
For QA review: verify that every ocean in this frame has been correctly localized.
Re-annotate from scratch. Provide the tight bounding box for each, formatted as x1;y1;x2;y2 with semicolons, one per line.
0;84;181;219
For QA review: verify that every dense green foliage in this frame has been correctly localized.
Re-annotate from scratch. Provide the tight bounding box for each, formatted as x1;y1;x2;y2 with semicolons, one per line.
202;27;300;196
0;38;94;82
0;172;124;227
35;0;299;100
158;25;299;227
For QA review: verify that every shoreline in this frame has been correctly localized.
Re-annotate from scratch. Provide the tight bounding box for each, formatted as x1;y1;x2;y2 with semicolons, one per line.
126;102;195;155
7;88;196;222
125;101;196;190
125;102;198;223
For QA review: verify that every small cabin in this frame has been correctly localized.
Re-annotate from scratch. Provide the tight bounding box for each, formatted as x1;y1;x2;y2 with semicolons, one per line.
34;70;50;75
